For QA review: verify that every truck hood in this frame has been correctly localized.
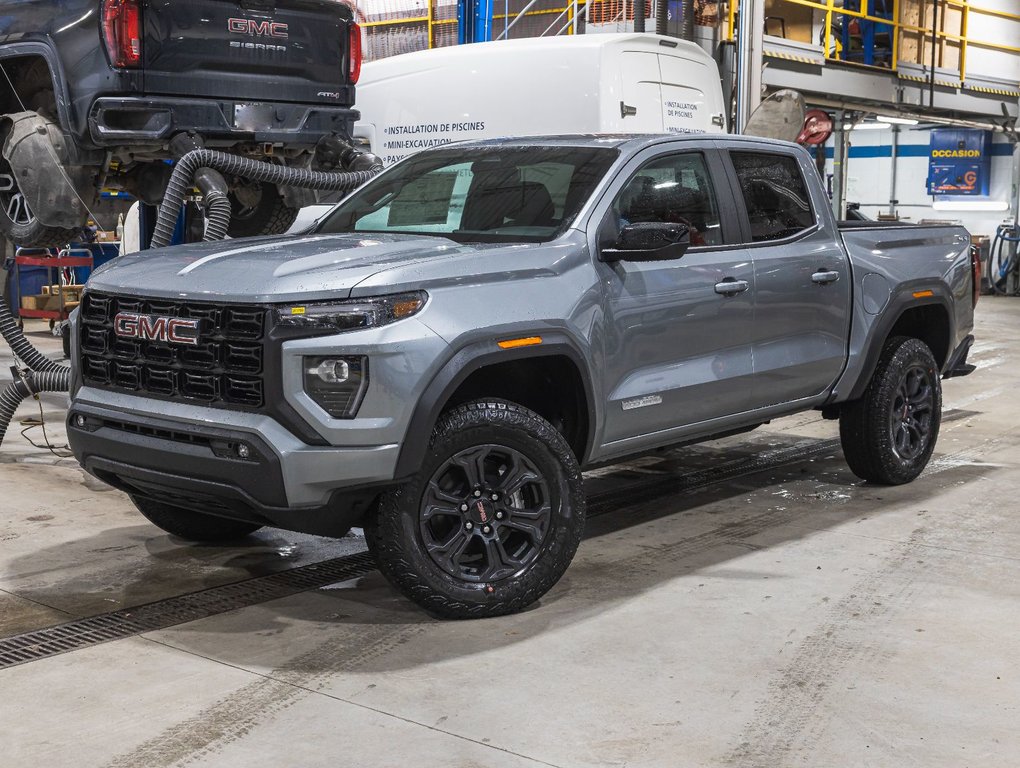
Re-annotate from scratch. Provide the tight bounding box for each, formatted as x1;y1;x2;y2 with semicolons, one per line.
87;233;475;303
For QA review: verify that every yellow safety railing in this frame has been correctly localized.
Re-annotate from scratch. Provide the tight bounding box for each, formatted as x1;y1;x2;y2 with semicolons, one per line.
357;0;587;53
725;0;1020;84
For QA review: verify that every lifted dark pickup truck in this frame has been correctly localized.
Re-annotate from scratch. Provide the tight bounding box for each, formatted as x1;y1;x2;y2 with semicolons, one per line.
0;0;361;245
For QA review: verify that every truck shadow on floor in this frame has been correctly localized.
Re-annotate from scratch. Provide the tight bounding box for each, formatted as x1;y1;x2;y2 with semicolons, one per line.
146;433;1001;666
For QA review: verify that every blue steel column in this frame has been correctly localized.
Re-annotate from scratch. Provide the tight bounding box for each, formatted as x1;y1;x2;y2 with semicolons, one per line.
459;0;494;42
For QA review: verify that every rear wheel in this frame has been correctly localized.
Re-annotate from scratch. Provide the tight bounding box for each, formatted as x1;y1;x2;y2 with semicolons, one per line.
839;336;942;485
227;181;299;238
1;71;81;247
0;150;78;248
132;496;262;542
366;400;586;619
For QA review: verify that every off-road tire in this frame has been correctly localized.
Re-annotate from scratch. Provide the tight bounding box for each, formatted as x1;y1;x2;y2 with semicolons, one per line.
132;496;262;542
366;400;586;619
227;182;299;238
839;336;942;485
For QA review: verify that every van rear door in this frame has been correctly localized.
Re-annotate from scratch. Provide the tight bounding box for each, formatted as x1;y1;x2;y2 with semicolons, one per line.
141;0;354;106
618;52;665;132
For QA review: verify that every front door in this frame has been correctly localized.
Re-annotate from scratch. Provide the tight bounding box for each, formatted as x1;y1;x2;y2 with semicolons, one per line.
596;149;755;449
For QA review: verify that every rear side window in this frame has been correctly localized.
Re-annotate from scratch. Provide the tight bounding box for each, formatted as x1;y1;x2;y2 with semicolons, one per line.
730;152;815;242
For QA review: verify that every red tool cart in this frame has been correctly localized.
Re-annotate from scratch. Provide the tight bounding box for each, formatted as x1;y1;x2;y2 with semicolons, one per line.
13;247;94;330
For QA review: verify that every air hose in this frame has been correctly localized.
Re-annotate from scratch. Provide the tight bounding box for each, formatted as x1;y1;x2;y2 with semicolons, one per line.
0;298;71;446
0;368;71;448
0;294;67;374
151;149;382;249
988;224;1020;296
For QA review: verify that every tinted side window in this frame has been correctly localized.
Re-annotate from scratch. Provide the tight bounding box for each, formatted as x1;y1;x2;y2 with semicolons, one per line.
730;152;815;242
611;152;723;247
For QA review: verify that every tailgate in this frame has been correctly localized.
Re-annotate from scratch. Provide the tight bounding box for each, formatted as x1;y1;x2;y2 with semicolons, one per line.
142;0;353;105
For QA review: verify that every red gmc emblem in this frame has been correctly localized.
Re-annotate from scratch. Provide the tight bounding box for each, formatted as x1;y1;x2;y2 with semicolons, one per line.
113;313;201;346
228;18;290;38
476;501;488;523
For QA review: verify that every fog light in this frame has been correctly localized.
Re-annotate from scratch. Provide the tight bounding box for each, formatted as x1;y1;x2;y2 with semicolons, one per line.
302;355;368;419
74;415;86;428
308;358;350;384
237;443;251;459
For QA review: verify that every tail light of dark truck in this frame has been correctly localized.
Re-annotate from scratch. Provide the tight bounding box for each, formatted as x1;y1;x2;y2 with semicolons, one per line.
102;0;143;68
349;23;362;84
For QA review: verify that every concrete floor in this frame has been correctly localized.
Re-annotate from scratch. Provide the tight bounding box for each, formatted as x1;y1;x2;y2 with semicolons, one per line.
2;300;1019;767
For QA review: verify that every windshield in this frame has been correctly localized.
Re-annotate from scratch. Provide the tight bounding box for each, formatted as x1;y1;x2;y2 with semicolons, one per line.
316;146;619;244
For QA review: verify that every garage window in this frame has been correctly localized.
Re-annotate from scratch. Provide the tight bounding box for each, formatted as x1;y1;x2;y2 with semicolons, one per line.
730;152;815;242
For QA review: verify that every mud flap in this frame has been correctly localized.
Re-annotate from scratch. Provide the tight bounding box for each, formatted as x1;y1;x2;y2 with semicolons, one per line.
1;111;93;228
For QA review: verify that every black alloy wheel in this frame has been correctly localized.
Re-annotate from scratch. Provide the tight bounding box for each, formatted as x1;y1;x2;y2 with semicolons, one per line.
419;444;552;583
367;400;586;619
888;364;935;462
0;157;34;228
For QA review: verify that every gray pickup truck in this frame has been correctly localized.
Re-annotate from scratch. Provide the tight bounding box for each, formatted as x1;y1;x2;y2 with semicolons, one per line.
67;134;979;618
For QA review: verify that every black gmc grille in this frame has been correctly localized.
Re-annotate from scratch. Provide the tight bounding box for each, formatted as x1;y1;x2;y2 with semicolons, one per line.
80;292;268;409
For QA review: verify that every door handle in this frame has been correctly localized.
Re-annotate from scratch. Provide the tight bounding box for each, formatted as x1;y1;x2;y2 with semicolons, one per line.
715;279;749;296
812;270;840;285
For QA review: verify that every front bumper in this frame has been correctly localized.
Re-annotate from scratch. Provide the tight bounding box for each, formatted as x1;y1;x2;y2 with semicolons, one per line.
88;96;358;147
68;390;398;537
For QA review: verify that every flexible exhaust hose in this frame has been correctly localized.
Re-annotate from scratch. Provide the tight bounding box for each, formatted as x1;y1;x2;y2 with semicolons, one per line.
151;149;382;249
0;296;68;374
0;368;71;447
202;188;233;244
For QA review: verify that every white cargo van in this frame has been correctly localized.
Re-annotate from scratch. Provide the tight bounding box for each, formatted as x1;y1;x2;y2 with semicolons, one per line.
353;33;727;166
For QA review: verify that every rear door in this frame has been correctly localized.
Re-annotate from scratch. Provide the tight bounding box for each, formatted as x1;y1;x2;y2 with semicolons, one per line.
724;146;852;408
618;52;664;132
141;0;352;105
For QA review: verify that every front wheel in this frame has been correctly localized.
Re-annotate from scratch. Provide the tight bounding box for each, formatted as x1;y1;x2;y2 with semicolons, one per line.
366;400;586;619
132;496;262;542
839;336;942;485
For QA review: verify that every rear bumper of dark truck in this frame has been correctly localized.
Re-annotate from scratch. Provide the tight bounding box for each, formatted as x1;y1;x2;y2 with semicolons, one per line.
66;407;388;538
88;96;358;147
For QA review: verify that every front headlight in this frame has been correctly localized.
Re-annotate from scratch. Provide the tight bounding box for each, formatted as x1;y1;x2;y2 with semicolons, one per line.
275;291;427;333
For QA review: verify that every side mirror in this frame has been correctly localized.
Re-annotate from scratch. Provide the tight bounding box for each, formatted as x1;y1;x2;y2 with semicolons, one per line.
600;222;691;262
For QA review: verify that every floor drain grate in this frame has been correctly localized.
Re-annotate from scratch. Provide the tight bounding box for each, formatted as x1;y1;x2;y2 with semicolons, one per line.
0;551;377;671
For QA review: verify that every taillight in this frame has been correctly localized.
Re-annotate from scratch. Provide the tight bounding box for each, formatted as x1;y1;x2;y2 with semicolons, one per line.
971;244;981;307
102;0;142;69
348;23;362;84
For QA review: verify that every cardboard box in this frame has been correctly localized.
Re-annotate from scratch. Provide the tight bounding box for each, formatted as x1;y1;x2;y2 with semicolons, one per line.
764;0;816;44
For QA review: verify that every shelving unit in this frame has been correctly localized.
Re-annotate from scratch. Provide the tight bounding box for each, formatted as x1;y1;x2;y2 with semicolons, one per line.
14;247;94;329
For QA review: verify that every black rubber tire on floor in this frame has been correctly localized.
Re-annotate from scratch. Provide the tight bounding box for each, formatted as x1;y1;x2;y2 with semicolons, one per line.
227;182;299;238
839;336;942;485
132;496;262;542
365;400;586;619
